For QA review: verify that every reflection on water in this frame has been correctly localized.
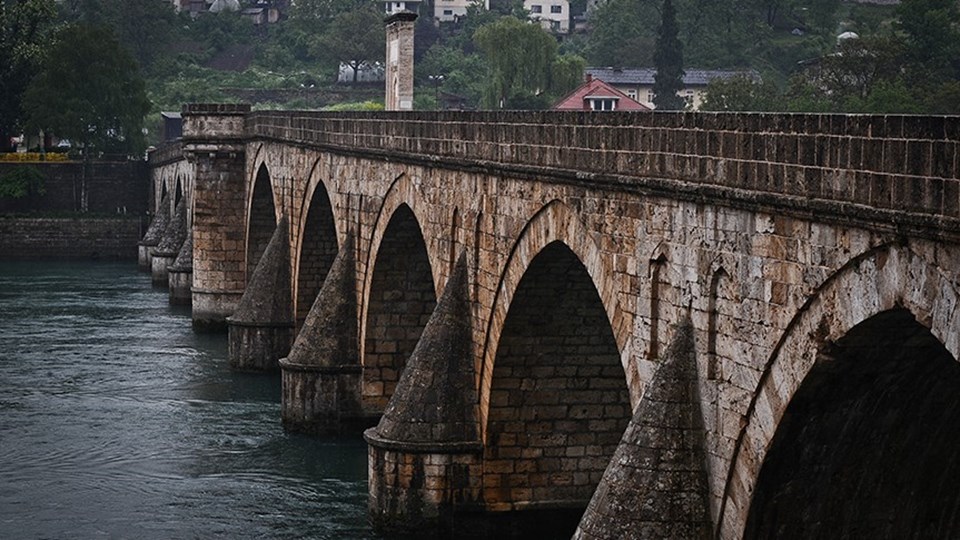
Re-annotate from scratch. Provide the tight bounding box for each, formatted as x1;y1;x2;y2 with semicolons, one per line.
0;262;373;539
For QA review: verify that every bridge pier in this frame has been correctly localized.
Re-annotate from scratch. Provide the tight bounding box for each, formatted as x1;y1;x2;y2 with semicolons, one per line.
150;198;187;287
365;254;483;533
167;232;193;306
182;104;250;332
138;195;170;272
574;318;711;540
227;216;293;371
280;234;369;433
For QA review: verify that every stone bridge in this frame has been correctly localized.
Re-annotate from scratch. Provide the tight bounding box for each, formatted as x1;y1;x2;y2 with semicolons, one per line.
146;104;960;539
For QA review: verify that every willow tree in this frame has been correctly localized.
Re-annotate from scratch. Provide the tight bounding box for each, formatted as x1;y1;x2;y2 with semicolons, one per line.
474;16;558;108
652;0;687;110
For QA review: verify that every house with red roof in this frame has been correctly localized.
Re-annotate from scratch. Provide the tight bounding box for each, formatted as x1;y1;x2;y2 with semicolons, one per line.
552;74;651;111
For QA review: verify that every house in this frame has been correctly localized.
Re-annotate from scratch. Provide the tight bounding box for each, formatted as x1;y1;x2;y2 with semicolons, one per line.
384;0;422;15
524;0;570;34
585;67;761;109
434;0;489;22
553;74;650;111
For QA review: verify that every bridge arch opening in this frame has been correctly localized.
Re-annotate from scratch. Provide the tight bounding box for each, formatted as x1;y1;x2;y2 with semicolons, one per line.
247;164;277;283
483;240;631;528
295;181;337;327
362;204;436;413
159;181;169;214
745;308;960;539
174;176;183;209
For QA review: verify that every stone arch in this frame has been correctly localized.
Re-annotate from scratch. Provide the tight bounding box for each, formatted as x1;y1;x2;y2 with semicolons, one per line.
360;175;438;414
293;160;340;328
481;199;632;434
246;162;278;283
481;240;632;525
719;242;960;539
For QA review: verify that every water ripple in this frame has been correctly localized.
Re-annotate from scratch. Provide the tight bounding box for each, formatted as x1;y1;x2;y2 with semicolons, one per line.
0;261;374;540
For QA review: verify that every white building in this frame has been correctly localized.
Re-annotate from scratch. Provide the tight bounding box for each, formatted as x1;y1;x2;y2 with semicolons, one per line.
434;0;489;22
524;0;569;34
384;0;422;15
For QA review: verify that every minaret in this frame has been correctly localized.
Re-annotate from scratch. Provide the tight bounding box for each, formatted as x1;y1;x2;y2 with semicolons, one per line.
384;10;417;111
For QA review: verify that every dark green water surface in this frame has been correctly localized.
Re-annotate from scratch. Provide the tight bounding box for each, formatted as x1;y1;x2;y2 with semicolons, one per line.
0;261;373;539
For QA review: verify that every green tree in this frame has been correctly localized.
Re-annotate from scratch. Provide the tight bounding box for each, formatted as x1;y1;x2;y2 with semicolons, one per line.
550;54;588;98
0;166;45;200
319;4;384;83
701;74;779;111
22;24;151;155
585;0;656;67
474;16;558;108
897;0;960;84
0;0;59;151
59;0;176;69
653;0;686;109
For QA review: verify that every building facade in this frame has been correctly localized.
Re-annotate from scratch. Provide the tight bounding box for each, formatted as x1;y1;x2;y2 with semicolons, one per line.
524;0;570;33
586;67;760;110
434;0;490;22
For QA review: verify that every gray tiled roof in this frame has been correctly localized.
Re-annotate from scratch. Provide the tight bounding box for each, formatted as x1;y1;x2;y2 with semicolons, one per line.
586;67;760;86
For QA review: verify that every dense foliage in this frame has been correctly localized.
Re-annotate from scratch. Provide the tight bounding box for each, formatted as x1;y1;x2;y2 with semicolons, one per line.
652;0;685;110
2;0;957;152
22;24;151;155
0;166;45;199
0;0;60;151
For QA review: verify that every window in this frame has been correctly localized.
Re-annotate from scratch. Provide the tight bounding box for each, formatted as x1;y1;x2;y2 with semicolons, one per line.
626;89;637;100
443;9;453;14
550;4;562;13
647;91;655;103
531;5;542;12
588;98;617;111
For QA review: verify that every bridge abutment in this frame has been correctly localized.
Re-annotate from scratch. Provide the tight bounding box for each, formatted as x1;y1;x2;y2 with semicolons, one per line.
182;104;250;332
365;254;483;533
227;216;293;372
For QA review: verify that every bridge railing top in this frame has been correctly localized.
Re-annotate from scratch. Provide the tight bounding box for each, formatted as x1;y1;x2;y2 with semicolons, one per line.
147;140;185;166
245;110;960;233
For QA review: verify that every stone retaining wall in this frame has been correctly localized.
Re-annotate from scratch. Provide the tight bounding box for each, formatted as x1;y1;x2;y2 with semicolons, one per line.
0;217;142;260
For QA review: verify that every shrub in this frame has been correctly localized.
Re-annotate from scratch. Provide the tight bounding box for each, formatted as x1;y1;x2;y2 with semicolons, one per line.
0;166;46;199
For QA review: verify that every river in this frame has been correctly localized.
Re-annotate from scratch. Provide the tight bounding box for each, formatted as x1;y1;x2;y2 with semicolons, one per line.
0;261;373;539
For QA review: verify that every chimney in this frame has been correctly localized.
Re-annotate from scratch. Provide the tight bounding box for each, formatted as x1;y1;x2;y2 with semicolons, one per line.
585;73;593;83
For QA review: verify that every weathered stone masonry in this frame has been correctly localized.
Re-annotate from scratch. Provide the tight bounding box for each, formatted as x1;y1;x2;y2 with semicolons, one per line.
155;109;960;538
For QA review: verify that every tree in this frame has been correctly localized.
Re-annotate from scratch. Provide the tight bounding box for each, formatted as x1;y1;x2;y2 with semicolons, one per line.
0;0;59;151
474;16;558;108
22;24;151;156
585;0;656;67
897;0;960;84
58;0;177;69
318;4;384;83
701;74;779;111
652;0;686;110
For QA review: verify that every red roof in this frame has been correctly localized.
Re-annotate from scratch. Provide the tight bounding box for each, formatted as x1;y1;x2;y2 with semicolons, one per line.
553;75;650;111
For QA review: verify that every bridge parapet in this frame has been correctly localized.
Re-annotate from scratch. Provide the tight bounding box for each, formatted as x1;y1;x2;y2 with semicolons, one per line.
248;110;960;240
147;141;185;167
